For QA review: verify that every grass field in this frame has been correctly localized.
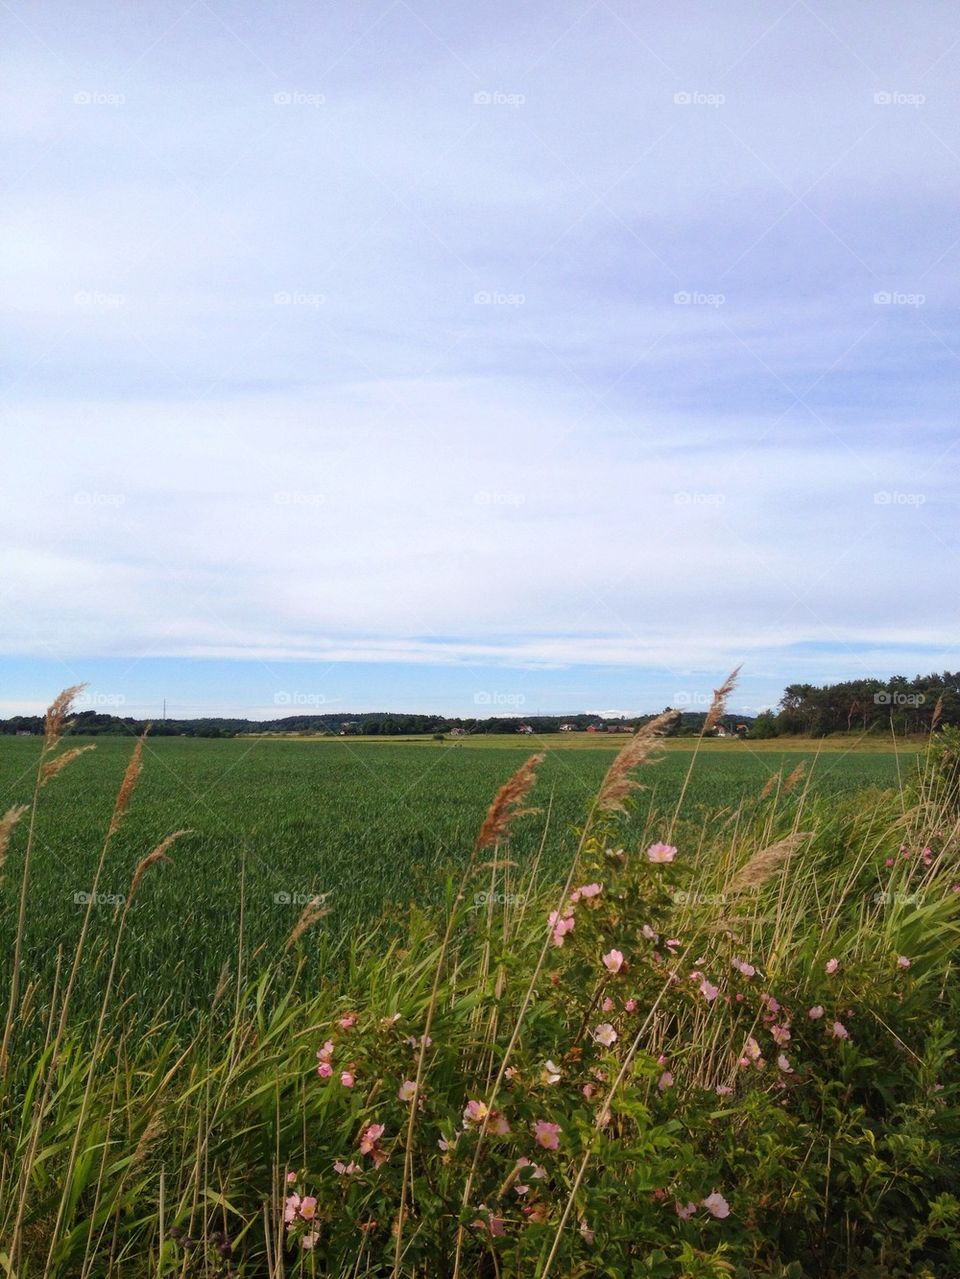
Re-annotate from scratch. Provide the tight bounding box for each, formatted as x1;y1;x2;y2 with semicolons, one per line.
0;734;917;1026
3;704;959;1278
244;730;924;751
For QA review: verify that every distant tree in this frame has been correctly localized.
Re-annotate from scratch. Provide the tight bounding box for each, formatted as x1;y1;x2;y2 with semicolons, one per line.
749;712;779;739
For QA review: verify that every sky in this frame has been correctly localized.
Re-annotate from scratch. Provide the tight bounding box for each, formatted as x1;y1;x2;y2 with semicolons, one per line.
2;0;958;719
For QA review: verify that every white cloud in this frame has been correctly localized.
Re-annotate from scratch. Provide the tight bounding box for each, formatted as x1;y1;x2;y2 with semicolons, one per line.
2;0;958;697
2;386;955;671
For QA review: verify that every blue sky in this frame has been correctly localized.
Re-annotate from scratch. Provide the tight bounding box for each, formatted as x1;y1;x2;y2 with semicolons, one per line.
2;0;958;718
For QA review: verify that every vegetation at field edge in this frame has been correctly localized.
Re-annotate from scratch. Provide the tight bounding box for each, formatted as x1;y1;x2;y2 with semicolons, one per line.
0;685;959;1278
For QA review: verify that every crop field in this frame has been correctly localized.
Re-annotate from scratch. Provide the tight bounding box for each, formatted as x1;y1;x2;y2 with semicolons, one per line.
0;734;915;1026
3;709;958;1278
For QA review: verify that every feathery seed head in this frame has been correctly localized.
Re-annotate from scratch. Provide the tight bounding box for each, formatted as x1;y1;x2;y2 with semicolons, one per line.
475;753;544;851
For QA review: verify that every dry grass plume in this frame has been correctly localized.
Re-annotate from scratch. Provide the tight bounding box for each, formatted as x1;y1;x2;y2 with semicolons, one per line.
474;753;544;851
0;805;29;871
783;761;807;795
43;684;87;750
596;710;678;814
285;894;331;950
108;729;149;837
127;831;189;903
722;831;811;896
704;665;742;733
40;744;96;788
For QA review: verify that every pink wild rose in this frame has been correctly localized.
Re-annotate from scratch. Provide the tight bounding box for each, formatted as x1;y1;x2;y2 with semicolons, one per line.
541;1060;562;1085
462;1099;489;1128
358;1123;385;1155
703;1192;730;1219
533;1120;562;1150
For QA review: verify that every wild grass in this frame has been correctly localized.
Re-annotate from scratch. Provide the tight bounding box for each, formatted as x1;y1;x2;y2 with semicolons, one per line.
0;734;908;1035
0;690;957;1277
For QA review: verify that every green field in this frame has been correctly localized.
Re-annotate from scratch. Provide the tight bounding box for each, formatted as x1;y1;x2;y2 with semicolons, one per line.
4;724;958;1278
0;735;916;1024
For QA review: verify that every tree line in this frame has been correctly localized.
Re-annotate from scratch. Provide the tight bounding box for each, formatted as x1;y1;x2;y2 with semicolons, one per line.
751;672;960;738
1;673;956;738
0;708;743;738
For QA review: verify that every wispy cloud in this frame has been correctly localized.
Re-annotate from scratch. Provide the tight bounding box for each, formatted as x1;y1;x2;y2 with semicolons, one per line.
2;0;958;714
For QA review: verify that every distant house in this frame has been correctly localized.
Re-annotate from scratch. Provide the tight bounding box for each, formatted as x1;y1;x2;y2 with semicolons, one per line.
585;724;599;733
718;722;750;737
517;724;534;734
607;724;632;733
449;727;467;737
559;723;576;732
